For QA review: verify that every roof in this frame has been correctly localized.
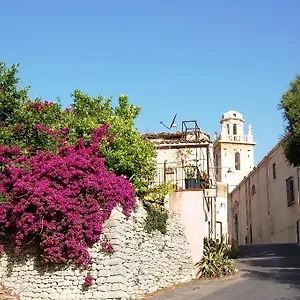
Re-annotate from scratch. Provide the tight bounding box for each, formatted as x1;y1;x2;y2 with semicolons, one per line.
143;131;211;145
221;111;244;122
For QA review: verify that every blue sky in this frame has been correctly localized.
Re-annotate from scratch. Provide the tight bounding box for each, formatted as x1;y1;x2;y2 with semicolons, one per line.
1;0;300;163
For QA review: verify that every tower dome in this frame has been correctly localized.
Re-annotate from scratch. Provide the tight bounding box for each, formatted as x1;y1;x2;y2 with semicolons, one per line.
220;111;245;138
221;111;244;123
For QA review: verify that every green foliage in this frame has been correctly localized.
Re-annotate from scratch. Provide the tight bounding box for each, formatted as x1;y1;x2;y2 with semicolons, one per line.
67;90;157;195
200;171;210;189
0;192;9;203
143;203;169;234
279;74;300;166
3;100;63;151
0;62;29;122
0;63;63;150
184;164;197;179
142;181;173;234
195;237;236;278
0;62;156;194
143;180;174;205
225;247;240;259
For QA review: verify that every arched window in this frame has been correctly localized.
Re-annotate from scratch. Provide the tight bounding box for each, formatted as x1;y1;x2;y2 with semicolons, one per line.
251;184;256;197
235;152;241;170
227;124;230;134
233;123;237;135
234;214;238;224
234;214;239;243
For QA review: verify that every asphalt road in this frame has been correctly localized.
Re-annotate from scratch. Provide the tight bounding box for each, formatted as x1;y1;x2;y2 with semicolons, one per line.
150;245;300;300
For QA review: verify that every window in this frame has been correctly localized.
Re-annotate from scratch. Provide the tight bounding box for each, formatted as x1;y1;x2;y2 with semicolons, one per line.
286;176;295;206
272;163;276;179
235;152;241;170
227;124;230;134
251;184;256;197
233;123;237;135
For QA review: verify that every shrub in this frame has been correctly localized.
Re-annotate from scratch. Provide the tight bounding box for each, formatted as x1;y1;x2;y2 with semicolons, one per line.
142;181;173;234
195;237;236;278
0;125;135;268
143;202;169;234
0;62;156;195
225;247;240;259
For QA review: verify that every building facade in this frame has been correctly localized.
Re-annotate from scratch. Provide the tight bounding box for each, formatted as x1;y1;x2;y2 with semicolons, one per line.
145;119;232;241
144;121;215;190
213;111;255;193
228;140;300;245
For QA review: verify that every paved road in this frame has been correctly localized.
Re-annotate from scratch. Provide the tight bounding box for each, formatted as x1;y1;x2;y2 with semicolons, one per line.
150;244;300;300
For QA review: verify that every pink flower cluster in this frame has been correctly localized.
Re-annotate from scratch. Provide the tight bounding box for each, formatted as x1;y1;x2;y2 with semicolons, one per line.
0;125;136;266
13;123;23;133
84;274;94;287
101;241;113;254
34;124;60;138
33;101;53;112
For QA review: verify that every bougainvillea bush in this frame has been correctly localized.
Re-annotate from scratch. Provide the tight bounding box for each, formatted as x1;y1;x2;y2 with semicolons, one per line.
0;124;135;267
0;62;156;196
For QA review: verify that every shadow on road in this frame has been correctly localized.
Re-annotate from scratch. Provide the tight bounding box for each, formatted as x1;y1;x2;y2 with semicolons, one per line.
236;257;300;300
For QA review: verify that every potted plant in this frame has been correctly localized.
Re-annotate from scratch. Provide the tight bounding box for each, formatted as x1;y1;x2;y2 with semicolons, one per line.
200;171;210;189
184;165;201;189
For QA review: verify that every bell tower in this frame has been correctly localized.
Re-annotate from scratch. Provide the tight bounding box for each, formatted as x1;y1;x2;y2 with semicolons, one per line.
213;111;255;192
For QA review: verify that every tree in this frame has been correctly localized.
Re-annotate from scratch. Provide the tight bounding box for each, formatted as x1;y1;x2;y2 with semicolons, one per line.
0;62;29;122
0;63;64;151
67;90;156;195
279;74;300;166
0;62;156;194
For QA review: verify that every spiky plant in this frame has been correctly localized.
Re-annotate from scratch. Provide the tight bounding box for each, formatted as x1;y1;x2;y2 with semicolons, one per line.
195;237;236;278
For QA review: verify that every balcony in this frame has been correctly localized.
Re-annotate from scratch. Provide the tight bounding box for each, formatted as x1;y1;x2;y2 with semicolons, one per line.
153;163;211;191
216;134;253;143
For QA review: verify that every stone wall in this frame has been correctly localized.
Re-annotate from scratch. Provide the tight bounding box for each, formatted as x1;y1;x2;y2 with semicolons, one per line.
0;201;194;300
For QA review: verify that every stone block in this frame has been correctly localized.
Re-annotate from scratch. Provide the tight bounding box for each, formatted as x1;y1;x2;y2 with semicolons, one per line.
93;291;106;298
106;275;126;284
105;258;122;266
106;290;125;299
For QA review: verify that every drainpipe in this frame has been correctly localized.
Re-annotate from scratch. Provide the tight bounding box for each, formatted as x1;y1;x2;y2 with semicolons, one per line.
163;160;167;184
216;221;223;238
266;157;270;216
238;184;241;244
213;197;217;239
206;145;210;181
210;198;213;238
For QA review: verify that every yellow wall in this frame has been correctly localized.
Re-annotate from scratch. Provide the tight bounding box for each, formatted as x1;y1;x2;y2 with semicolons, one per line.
229;142;300;245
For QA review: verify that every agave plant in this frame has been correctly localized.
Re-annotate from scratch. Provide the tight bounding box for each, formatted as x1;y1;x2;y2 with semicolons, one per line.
195;237;236;278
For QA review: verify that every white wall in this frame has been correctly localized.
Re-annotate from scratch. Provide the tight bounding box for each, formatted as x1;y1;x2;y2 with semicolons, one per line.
0;202;194;300
215;143;254;193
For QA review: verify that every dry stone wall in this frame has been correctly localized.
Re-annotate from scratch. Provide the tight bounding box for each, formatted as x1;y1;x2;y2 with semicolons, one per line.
0;202;194;300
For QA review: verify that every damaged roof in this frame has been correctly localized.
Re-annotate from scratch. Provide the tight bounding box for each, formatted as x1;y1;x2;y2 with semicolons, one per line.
143;131;211;145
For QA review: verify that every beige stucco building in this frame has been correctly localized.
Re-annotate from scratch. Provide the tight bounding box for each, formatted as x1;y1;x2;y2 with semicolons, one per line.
144;112;258;242
228;139;300;245
145;118;235;241
144;121;215;190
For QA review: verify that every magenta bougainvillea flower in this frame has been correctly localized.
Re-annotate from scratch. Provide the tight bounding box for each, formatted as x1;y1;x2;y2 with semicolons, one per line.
84;274;94;287
101;241;113;254
0;124;136;267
